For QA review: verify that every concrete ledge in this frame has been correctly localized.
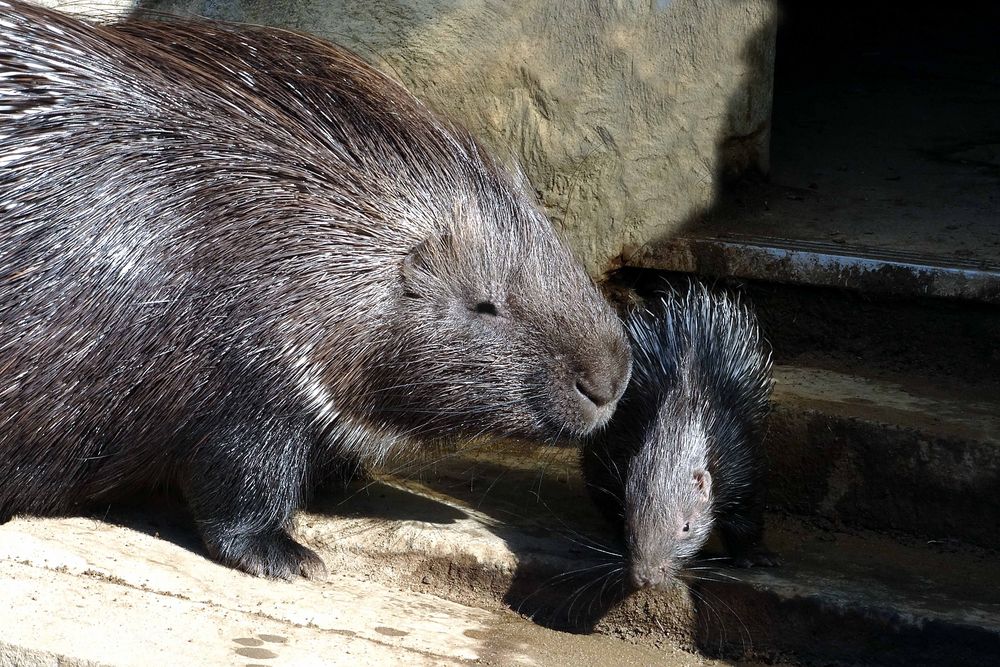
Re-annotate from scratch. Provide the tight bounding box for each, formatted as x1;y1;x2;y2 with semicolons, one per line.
326;467;1000;666
4;461;998;666
1;517;491;666
0;510;714;666
5;365;998;666
630;233;1000;304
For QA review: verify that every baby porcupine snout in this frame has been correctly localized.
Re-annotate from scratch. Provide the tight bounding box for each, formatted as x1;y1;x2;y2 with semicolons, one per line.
630;561;677;590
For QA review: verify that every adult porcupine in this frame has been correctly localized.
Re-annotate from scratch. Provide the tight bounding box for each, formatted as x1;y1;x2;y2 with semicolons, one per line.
583;282;777;590
0;1;631;578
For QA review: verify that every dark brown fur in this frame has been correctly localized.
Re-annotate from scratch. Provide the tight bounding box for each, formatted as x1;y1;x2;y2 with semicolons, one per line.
0;1;630;578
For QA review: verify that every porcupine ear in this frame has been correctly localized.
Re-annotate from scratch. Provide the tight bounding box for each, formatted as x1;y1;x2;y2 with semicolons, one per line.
402;239;431;281
401;233;452;293
693;469;713;501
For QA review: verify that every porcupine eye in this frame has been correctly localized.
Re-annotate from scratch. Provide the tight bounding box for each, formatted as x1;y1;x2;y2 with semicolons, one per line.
473;301;498;316
682;522;690;533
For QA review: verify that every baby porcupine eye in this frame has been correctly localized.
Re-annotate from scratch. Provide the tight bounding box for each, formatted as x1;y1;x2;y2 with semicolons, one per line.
682;522;690;533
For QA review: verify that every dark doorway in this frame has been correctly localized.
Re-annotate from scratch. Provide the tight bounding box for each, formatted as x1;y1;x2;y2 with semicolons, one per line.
761;1;1000;263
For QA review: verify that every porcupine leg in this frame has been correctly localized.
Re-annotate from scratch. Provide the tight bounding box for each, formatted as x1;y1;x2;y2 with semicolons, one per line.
181;420;326;579
718;491;781;568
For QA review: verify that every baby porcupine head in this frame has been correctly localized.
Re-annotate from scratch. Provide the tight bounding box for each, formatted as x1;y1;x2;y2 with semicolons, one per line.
626;358;716;590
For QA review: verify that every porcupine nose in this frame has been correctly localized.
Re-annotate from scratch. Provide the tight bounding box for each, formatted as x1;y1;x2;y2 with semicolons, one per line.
630;562;672;590
575;342;631;409
575;373;617;408
571;327;632;433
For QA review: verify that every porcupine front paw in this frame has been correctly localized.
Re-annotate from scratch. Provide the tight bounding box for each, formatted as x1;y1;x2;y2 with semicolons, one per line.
208;529;327;580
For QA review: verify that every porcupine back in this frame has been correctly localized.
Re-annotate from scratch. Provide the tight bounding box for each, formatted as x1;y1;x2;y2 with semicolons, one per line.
626;284;772;512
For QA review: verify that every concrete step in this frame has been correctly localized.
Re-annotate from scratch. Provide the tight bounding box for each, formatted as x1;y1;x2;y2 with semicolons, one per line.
0;513;723;667
4;443;996;666
767;365;1000;548
606;267;999;546
626;232;1000;305
320;461;1000;666
681;514;1000;667
349;450;1000;667
610;265;1000;394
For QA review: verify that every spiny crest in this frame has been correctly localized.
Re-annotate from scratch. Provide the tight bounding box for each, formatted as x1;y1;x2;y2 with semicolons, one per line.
626;281;773;424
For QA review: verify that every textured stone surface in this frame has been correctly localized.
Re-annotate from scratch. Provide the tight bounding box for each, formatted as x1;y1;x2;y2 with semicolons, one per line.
4;458;997;666
136;0;777;275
